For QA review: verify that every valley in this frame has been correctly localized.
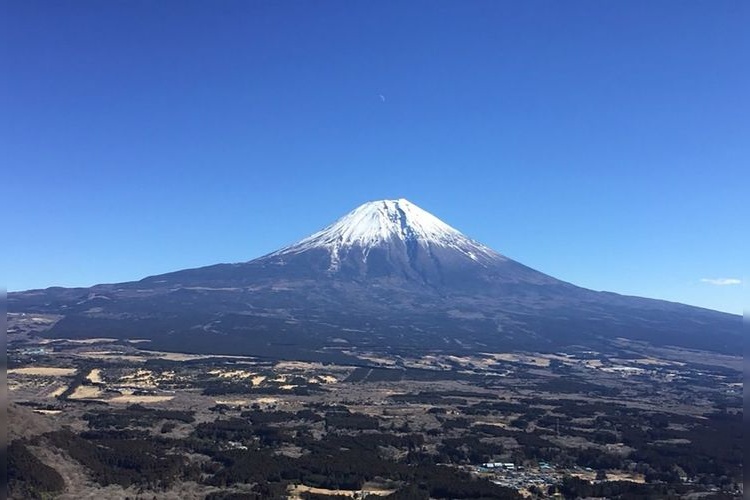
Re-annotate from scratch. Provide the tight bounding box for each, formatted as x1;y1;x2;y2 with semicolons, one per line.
8;313;742;499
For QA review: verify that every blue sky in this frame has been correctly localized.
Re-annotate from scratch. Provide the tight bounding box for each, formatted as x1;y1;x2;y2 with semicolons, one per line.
2;1;747;313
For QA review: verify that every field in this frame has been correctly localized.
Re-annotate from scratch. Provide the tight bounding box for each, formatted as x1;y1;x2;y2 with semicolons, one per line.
7;313;743;499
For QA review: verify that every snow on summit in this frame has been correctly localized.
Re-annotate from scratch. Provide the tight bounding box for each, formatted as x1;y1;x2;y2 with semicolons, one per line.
296;199;463;248
274;199;502;265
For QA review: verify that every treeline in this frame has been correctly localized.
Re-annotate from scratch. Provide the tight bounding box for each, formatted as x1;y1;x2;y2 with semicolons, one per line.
193;410;516;498
208;447;520;499
454;396;743;485
556;475;698;499
8;440;65;499
45;429;199;489
84;404;195;429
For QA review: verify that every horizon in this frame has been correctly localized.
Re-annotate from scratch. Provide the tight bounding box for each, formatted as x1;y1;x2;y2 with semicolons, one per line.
5;197;744;316
2;2;746;314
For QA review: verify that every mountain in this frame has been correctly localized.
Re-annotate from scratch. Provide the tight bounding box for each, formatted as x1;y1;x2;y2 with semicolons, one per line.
8;199;741;359
263;199;560;288
271;198;503;279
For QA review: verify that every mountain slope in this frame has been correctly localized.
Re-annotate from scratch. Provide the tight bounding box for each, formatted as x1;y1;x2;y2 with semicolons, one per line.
8;199;741;357
273;198;501;270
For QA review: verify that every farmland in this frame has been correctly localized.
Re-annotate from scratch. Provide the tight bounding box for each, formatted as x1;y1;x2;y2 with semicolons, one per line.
7;313;743;499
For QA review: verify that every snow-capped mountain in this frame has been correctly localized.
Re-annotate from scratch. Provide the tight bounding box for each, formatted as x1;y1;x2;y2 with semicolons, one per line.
273;198;500;267
8;199;741;358
260;199;553;288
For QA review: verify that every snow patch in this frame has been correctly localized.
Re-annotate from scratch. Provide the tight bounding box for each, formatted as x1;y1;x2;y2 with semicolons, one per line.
272;199;503;265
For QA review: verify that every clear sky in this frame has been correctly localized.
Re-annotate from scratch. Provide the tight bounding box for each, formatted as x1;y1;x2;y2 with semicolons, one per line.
2;1;747;314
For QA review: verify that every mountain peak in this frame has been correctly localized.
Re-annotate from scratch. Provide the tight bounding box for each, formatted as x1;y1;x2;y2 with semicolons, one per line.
273;199;501;268
314;198;462;246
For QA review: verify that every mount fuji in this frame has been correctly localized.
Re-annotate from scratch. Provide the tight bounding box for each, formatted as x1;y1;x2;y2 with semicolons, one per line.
8;199;740;359
264;198;557;288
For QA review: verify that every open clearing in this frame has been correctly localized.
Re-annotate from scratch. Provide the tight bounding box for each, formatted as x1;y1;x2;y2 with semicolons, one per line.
9;367;77;376
108;395;175;404
47;385;69;398
288;484;395;499
69;386;104;400
86;369;103;384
